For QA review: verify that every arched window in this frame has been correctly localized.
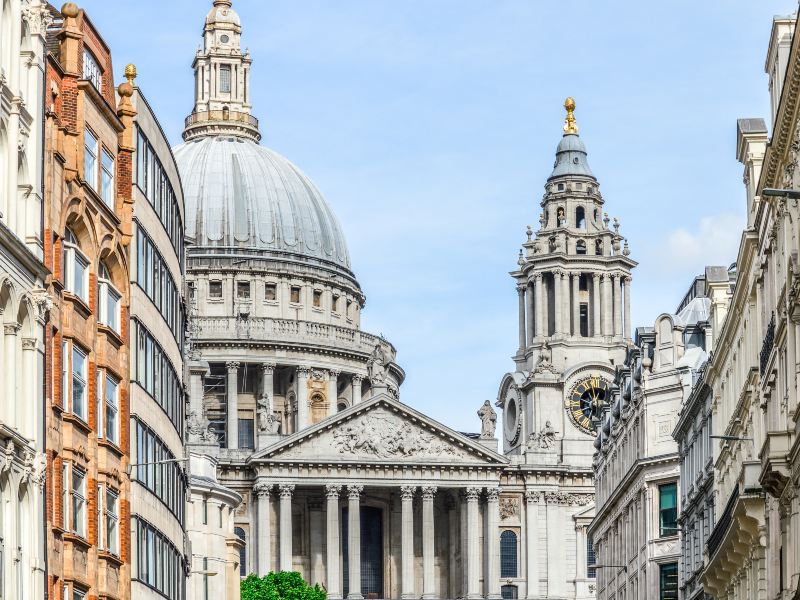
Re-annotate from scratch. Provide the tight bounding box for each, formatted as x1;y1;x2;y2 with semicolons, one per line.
576;206;586;229
234;526;246;577
98;262;121;333
63;228;90;303
501;585;518;599
595;238;603;256
500;530;518;578
576;240;587;255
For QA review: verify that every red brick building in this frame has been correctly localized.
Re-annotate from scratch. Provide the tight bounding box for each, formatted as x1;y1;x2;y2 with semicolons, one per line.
43;3;135;599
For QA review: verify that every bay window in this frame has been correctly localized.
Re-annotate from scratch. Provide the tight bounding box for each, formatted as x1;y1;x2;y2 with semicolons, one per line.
63;228;89;303
97;263;121;332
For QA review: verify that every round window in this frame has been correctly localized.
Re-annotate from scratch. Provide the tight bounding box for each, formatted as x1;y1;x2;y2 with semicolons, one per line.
220;34;230;43
504;394;520;442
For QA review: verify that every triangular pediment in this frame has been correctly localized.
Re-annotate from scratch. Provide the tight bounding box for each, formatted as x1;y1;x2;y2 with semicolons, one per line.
251;393;508;466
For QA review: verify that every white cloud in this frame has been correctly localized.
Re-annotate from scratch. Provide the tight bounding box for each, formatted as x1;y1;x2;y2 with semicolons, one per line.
660;212;743;273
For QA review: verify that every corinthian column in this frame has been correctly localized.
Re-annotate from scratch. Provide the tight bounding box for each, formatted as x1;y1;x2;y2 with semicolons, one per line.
534;274;544;338
623;276;632;340
465;487;482;600
553;271;563;336
422;486;438;599
328;369;340;417
518;285;528;351
592;273;601;337
613;274;622;338
602;274;612;337
255;482;273;575
524;491;540;599
351;374;363;405
226;361;240;449
400;486;416;599
347;485;364;600
296;366;310;429
279;484;295;571
571;272;580;336
326;484;343;600
485;488;501;600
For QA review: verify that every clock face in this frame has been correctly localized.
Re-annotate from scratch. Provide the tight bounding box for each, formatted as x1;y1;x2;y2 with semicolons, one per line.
566;376;610;433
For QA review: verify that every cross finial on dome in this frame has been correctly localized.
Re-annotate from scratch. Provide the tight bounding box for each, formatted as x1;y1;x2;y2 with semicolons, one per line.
213;0;232;6
563;97;578;135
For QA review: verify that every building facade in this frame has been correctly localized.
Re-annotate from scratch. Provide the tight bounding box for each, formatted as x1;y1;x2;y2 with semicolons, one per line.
590;269;726;600
0;1;51;599
43;4;135;599
129;79;189;600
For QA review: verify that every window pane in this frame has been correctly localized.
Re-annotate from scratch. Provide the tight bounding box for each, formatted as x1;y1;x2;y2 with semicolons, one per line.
84;130;97;189
500;530;518;578
101;150;114;207
72;347;86;419
220;65;231;93
659;483;678;536
659;563;678;600
105;376;118;444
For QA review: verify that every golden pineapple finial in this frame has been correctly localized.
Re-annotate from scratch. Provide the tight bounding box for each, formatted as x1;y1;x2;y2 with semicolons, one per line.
563;97;578;134
124;64;137;86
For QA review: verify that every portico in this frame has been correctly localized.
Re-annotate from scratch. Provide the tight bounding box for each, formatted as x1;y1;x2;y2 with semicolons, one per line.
246;394;507;600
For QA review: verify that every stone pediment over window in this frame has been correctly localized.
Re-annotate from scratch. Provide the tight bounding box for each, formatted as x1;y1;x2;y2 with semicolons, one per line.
250;393;508;466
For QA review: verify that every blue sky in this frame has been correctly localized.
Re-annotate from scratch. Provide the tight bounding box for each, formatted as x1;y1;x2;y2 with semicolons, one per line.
83;0;793;432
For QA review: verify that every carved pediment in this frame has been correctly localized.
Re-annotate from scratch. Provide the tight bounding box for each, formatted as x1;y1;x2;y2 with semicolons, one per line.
253;394;507;465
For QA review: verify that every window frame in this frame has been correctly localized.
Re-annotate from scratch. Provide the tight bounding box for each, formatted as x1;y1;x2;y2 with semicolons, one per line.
69;464;87;538
83;128;99;192
500;529;519;578
100;148;115;208
64;340;88;422
96;369;119;445
81;48;103;92
659;482;678;537
219;64;232;93
63;229;90;303
97;263;121;332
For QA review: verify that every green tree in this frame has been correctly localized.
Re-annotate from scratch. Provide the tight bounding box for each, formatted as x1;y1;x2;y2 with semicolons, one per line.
241;571;326;600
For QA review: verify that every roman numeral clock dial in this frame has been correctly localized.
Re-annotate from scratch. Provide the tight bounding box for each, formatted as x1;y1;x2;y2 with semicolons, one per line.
566;376;610;434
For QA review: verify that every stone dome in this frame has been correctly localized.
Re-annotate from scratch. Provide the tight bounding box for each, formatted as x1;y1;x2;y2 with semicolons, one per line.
206;0;240;26
173;136;353;276
549;132;595;180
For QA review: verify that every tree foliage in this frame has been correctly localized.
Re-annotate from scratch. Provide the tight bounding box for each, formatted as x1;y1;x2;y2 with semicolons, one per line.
241;571;326;600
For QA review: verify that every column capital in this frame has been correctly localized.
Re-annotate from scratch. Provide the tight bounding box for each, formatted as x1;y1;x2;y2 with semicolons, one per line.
351;374;364;384
533;272;543;281
464;487;482;501
297;365;311;377
400;485;416;500
21;337;37;351
254;482;273;497
421;485;437;500
553;268;565;278
226;360;240;372
261;362;277;374
485;487;500;502
4;323;20;336
623;275;632;284
516;284;527;294
278;483;295;498
347;484;364;500
524;490;544;504
325;484;342;499
329;369;341;379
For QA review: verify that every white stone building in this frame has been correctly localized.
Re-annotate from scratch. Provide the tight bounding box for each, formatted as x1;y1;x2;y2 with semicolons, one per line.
590;269;724;600
0;1;51;599
178;3;637;600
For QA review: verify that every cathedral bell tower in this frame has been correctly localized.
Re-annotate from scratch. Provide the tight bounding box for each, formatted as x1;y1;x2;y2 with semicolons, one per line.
497;99;636;466
183;0;260;142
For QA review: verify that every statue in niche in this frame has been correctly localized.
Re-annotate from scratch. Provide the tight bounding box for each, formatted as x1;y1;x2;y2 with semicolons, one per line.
478;400;497;439
257;394;270;431
557;206;566;227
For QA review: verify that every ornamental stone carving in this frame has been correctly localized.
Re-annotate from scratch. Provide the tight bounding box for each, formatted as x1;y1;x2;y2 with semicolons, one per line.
347;484;364;500
528;420;557;450
524;490;545;504
187;408;219;444
486;487;500;502
253;482;272;497
545;491;593;506
331;413;459;460
368;344;388;385
226;361;240;372
534;340;559;375
399;485;416;500
499;497;520;519
325;484;342;499
464;487;482;501
278;483;295;498
421;485;437;500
